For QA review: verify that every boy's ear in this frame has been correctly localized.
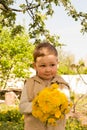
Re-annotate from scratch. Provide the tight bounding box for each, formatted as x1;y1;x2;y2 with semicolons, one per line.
57;60;59;68
32;62;36;69
57;59;59;63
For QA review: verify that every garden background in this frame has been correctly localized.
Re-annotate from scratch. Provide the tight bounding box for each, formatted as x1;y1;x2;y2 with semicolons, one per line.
0;0;87;129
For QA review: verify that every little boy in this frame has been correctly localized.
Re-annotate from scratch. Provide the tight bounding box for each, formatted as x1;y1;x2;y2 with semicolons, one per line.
19;42;70;130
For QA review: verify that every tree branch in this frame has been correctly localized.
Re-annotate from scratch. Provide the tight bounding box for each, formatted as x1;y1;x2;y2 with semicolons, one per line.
0;1;40;12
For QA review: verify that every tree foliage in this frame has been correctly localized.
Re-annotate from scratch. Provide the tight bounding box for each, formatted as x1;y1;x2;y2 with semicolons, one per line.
58;49;87;75
0;0;87;41
0;25;34;88
0;0;87;88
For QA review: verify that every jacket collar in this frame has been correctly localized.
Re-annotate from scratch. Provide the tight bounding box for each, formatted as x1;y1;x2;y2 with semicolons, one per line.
33;75;69;88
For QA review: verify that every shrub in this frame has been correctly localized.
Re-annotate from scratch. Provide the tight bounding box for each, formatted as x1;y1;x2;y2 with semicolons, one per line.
0;104;24;130
65;117;87;130
0;104;23;122
0;104;87;130
0;121;24;130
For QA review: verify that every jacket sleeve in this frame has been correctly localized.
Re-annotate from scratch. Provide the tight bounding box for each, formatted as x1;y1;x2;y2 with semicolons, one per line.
19;84;32;114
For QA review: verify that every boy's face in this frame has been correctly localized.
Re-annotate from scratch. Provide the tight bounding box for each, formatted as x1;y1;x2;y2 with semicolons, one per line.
34;55;58;80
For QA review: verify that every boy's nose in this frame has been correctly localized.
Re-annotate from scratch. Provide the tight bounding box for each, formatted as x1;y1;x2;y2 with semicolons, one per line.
45;67;51;71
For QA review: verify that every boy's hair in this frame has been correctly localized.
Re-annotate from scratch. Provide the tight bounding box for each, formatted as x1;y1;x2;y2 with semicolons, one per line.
33;42;58;62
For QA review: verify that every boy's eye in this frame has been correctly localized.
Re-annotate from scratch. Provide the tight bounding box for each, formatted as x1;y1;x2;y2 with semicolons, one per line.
50;64;55;66
39;64;55;67
40;65;46;67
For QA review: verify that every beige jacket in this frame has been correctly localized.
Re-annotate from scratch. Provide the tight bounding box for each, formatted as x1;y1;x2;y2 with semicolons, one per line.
19;75;70;130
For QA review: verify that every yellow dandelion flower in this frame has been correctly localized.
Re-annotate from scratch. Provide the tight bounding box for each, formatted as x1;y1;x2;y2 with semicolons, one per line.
32;83;72;126
48;118;56;126
55;110;61;119
51;83;58;89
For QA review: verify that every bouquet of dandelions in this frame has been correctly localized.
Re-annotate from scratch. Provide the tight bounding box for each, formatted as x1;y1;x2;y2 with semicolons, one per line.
32;83;72;126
